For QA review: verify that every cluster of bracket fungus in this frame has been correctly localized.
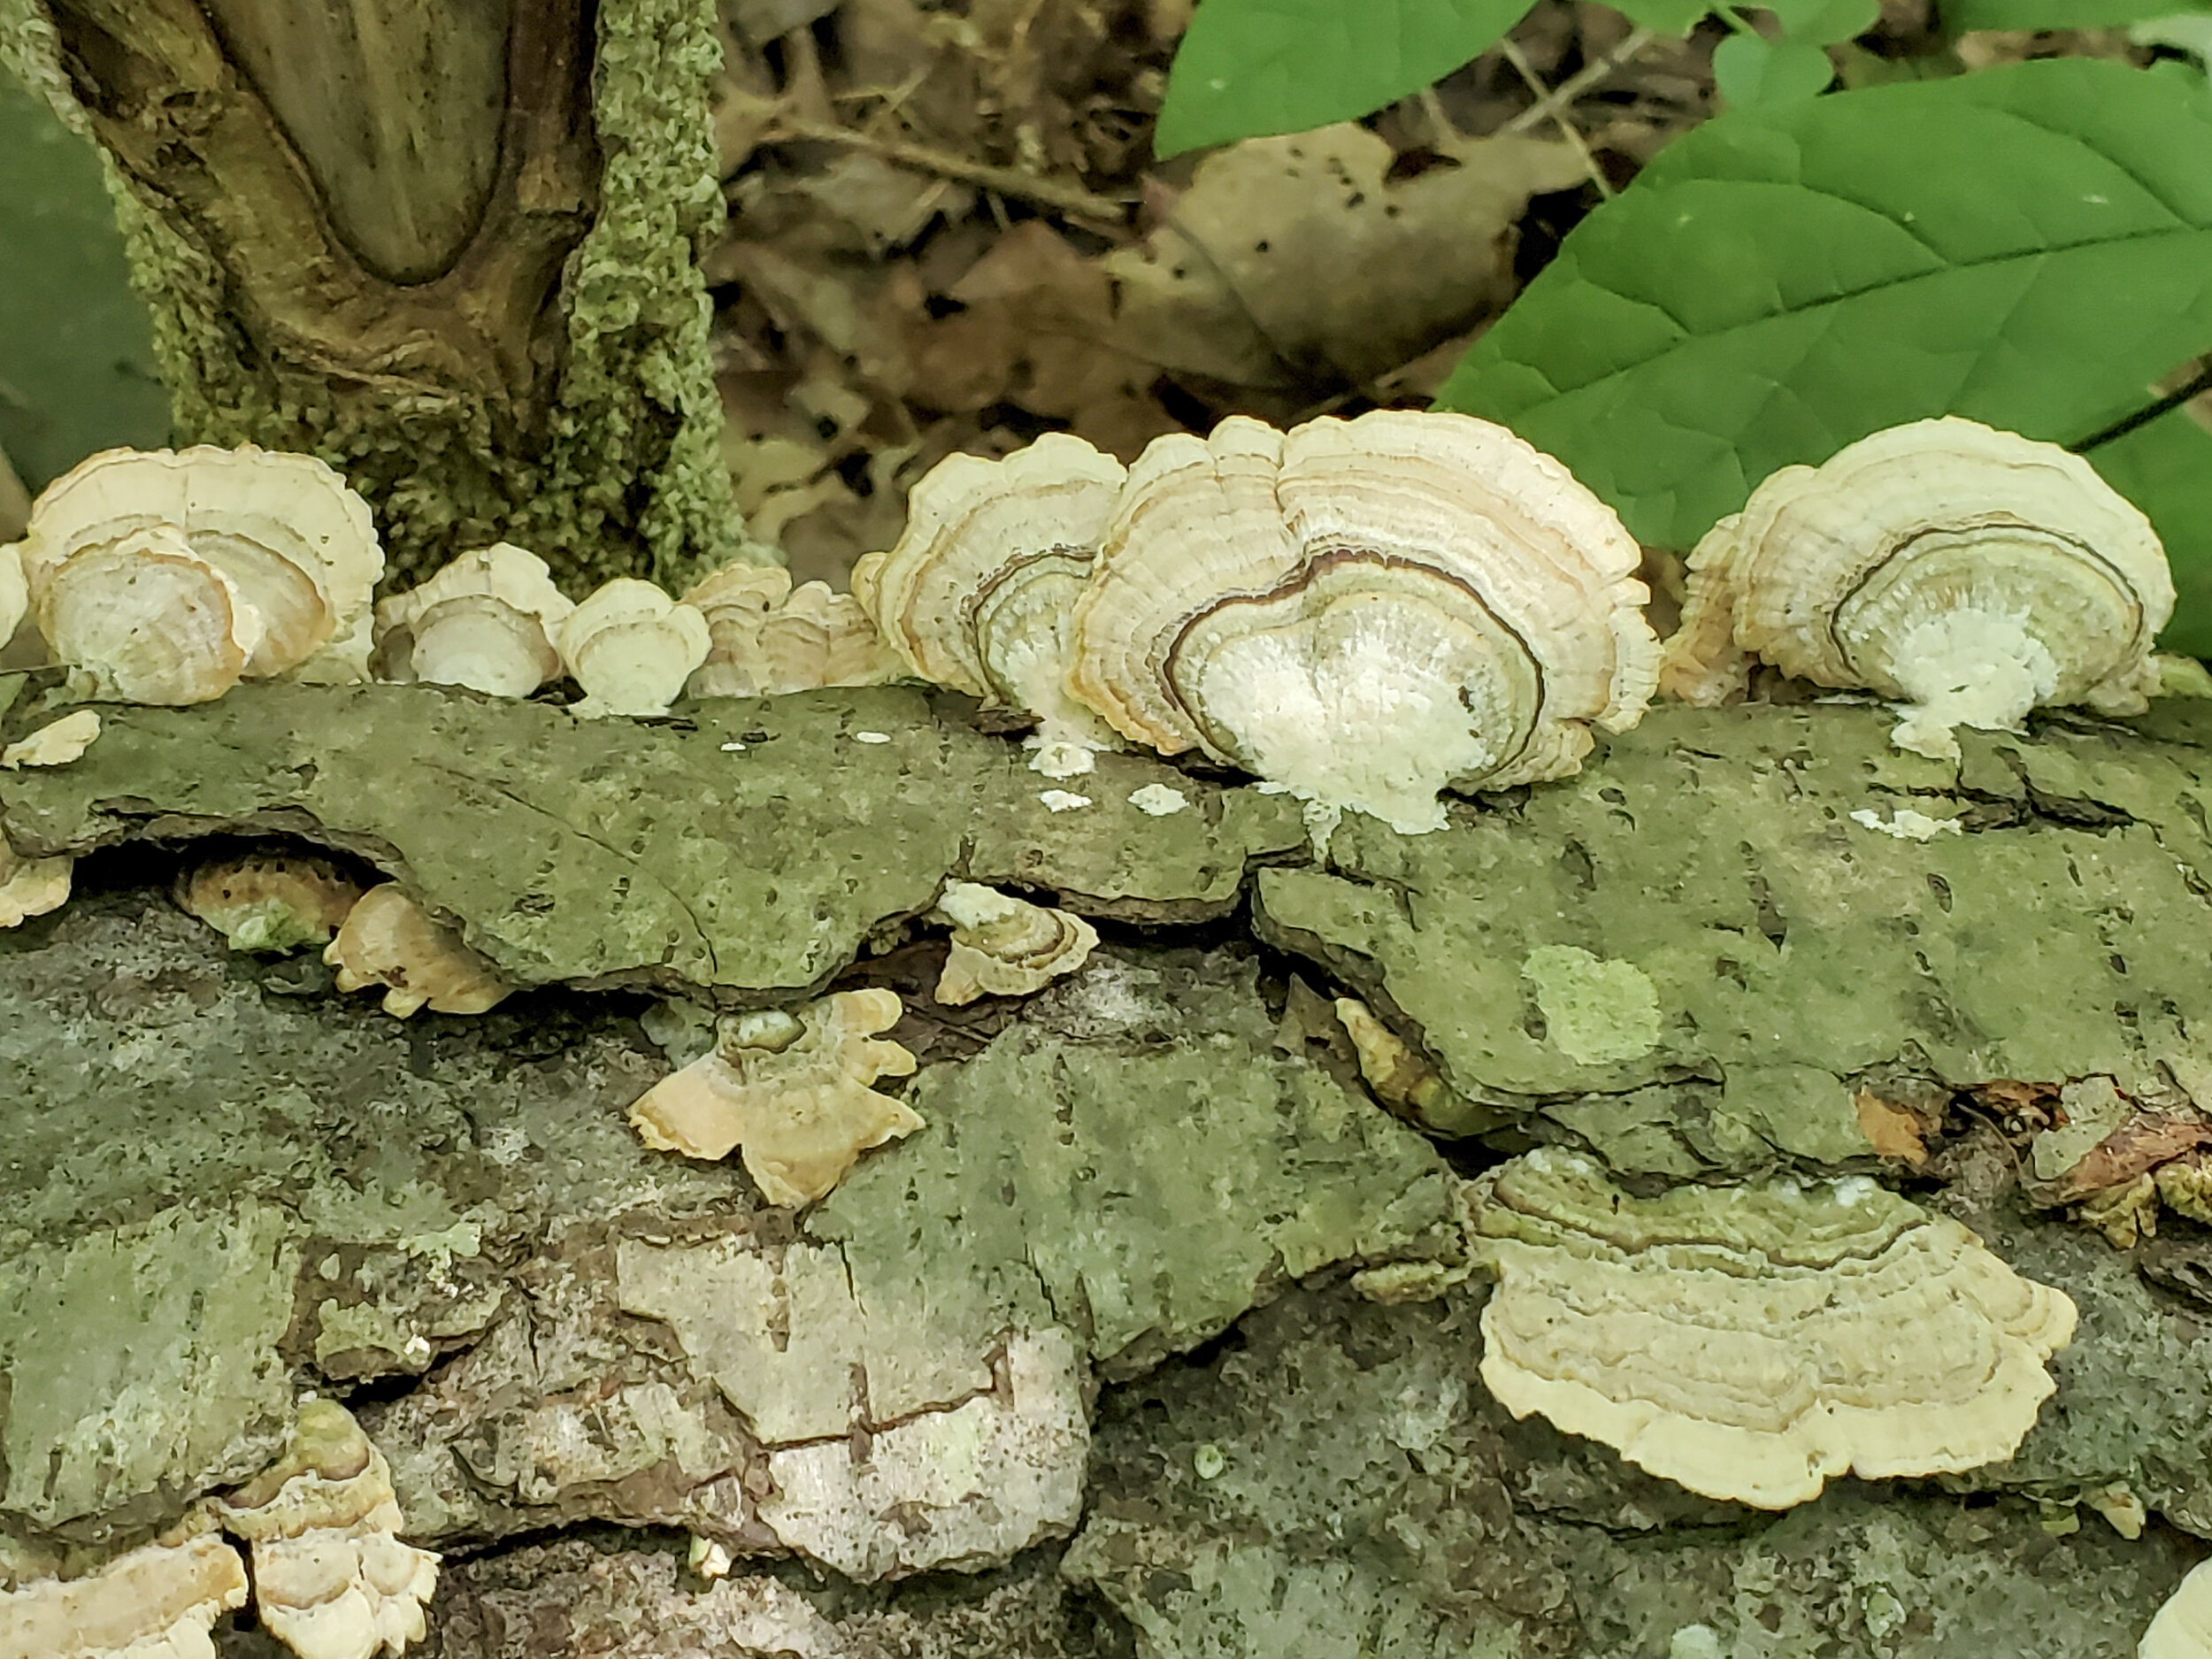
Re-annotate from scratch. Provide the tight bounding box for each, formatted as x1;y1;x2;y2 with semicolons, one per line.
1468;1150;2078;1509
854;433;1131;778
684;563;903;698
163;856;518;1022
0;1403;432;1659
0;442;909;721
930;881;1098;1005
369;542;574;697
856;411;1660;831
627;988;920;1205
208;1400;439;1659
323;885;512;1018
1662;417;2174;759
366;551;902;715
0;1527;247;1659
12;445;383;705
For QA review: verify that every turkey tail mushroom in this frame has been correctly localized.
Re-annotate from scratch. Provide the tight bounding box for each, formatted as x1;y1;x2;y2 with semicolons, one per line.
16;445;382;704
1661;417;2173;760
852;433;1128;774
1065;411;1661;833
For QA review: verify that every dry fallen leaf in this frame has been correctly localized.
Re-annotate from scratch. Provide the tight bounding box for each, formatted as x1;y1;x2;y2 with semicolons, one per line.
1855;1087;1932;1166
895;220;1176;457
1106;123;1588;389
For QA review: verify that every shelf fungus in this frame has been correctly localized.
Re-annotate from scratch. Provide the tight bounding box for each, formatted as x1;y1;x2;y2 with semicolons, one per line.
931;880;1098;1005
17;445;383;705
0;1526;248;1659
853;434;1129;777
370;543;575;697
323;885;512;1017
0;836;71;928
2142;1559;2212;1659
1066;411;1660;832
683;563;902;698
176;851;368;955
1468;1150;2078;1509
556;578;711;717
627;988;920;1206
0;708;99;769
1660;418;2174;760
208;1399;439;1659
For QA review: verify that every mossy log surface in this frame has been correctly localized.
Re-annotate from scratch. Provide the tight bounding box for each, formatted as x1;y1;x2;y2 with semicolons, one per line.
0;684;2208;1655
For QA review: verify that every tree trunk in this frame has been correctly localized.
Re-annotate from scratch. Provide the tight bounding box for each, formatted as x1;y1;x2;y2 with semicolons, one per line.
0;0;743;590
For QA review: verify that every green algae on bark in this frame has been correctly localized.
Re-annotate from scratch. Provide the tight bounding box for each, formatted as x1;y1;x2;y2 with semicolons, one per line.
0;875;1457;1579
805;949;1463;1380
1256;702;2212;1169
0;891;731;1549
0;684;1306;994
0;1205;296;1536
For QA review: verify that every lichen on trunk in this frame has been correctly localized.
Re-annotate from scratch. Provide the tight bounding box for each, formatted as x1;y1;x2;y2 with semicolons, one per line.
0;0;744;590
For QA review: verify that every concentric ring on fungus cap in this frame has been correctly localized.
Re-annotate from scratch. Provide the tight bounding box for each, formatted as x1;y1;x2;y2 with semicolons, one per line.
1064;410;1659;833
19;443;382;687
1662;417;2173;757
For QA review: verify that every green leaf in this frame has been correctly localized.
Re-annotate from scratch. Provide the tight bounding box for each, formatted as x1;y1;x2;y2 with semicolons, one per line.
0;75;169;490
2085;408;2212;657
1712;33;1837;108
1944;0;2212;30
1434;58;2212;551
1155;0;1540;157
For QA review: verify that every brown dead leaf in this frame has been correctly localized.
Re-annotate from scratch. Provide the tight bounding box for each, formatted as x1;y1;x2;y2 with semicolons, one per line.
1974;1079;2059;1133
787;154;976;256
838;0;990;150
888;220;1177;457
1105;123;1588;389
1854;1088;1931;1167
2039;1110;2212;1205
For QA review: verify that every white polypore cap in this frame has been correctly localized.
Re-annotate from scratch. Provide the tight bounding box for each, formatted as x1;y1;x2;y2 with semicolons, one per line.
559;577;711;716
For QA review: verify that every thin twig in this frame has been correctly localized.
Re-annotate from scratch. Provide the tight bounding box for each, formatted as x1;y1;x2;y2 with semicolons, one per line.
2073;360;2212;452
762;116;1131;227
1417;86;1460;143
1500;27;1658;137
1497;35;1613;198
